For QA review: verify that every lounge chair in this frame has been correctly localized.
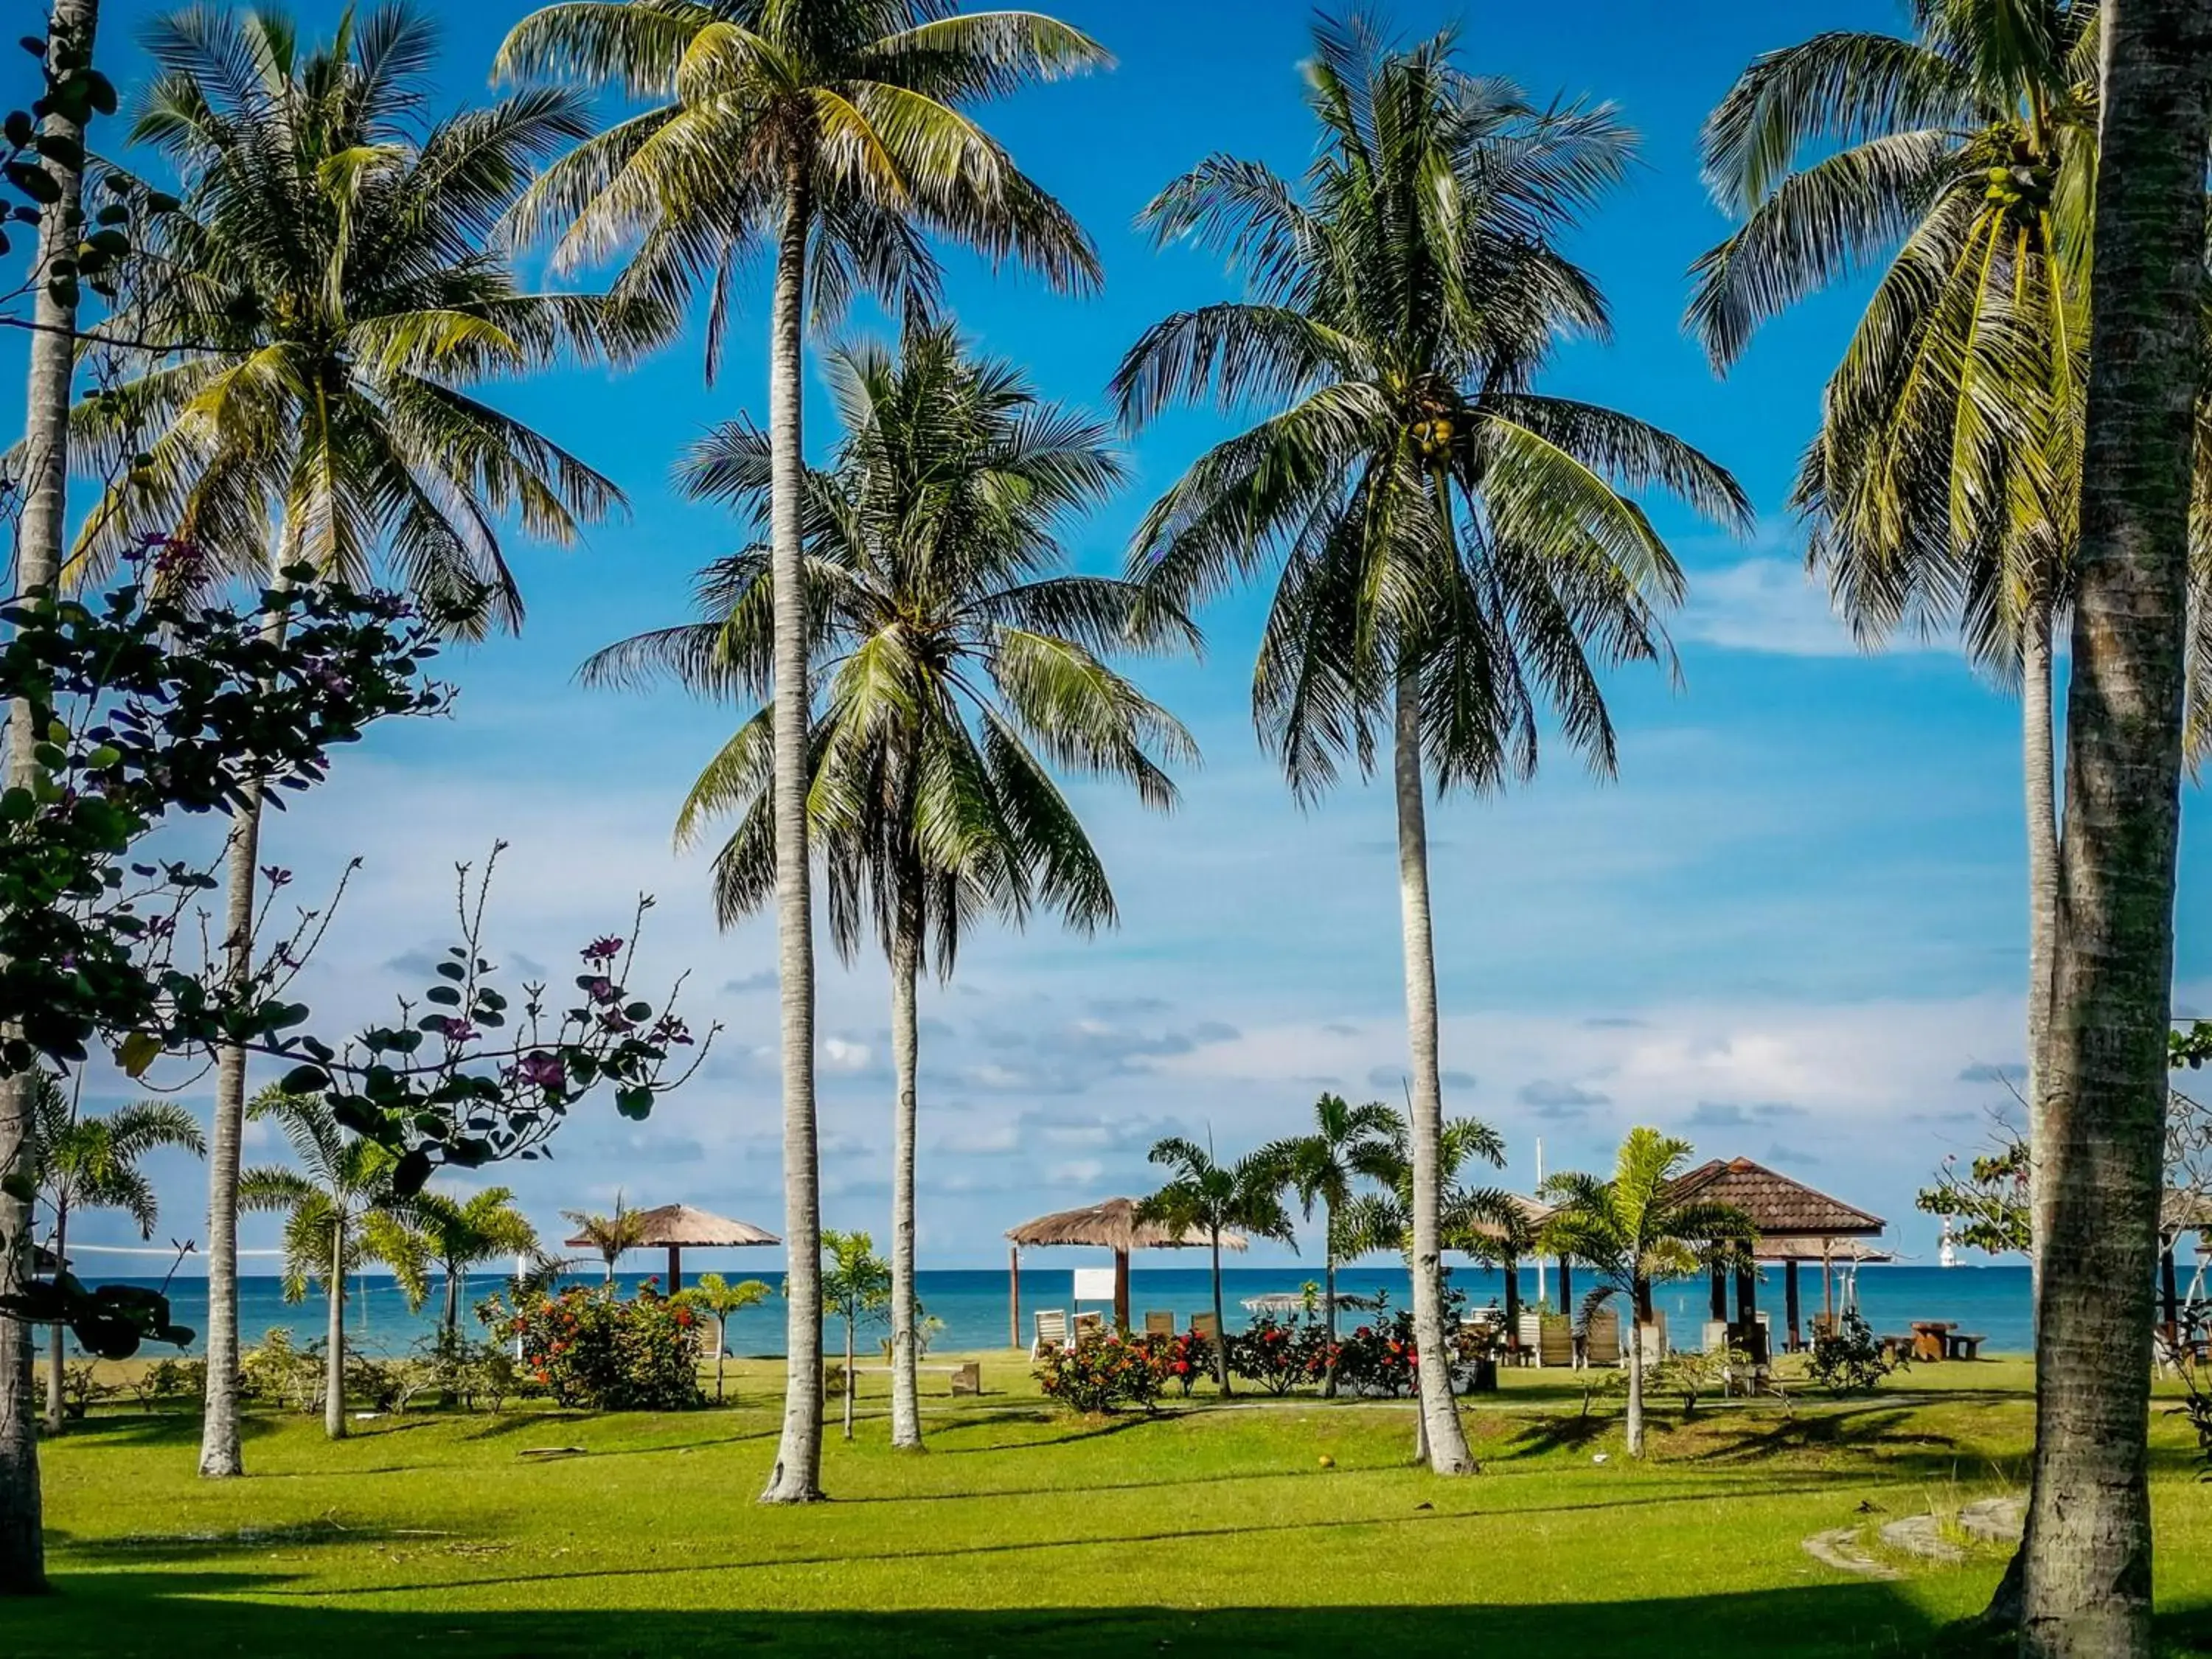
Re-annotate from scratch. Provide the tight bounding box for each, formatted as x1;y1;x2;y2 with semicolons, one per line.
1029;1308;1069;1360
1537;1315;1575;1369
1144;1310;1176;1338
1073;1310;1106;1341
1191;1311;1222;1357
1583;1307;1623;1367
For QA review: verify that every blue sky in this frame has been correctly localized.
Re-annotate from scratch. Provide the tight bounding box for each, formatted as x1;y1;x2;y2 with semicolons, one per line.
24;0;2209;1273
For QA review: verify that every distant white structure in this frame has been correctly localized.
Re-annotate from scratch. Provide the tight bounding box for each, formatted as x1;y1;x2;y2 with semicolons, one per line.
1938;1217;1959;1270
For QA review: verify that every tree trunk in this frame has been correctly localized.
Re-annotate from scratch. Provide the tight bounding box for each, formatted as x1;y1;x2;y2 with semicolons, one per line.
1211;1232;1229;1394
841;1320;855;1442
888;855;923;1450
2024;596;2060;1310
1393;664;1474;1475
443;1271;460;1346
1626;1293;1646;1458
760;156;824;1505
2022;7;2212;1653
324;1219;347;1441
714;1315;727;1404
1322;1234;1339;1399
2;0;100;1590
42;1206;67;1435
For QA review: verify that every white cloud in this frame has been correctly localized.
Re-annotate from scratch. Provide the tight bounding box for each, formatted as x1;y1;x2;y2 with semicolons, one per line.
1678;558;1877;658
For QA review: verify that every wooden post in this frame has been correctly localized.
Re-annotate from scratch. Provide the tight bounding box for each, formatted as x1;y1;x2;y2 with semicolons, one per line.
1734;1257;1759;1361
1784;1258;1801;1353
1503;1253;1520;1351
1008;1245;1020;1349
667;1244;682;1293
2163;1239;2182;1353
1822;1245;1834;1321
1113;1247;1131;1332
1708;1262;1728;1321
1557;1256;1572;1318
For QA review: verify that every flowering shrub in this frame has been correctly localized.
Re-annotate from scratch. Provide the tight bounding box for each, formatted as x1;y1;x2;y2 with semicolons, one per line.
1034;1332;1169;1415
490;1282;703;1411
1154;1328;1213;1395
1334;1312;1421;1397
1228;1313;1326;1395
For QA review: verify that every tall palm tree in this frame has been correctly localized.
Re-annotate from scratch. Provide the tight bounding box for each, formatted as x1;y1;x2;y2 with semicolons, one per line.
29;1079;205;1433
76;2;653;1483
405;1187;543;1344
496;0;1108;1505
1;0;102;1596
1260;1093;1399;1396
562;1195;648;1284
583;324;1194;1450
2017;4;2212;1645
1134;1136;1298;1394
237;1089;429;1441
1115;13;1747;1473
1538;1128;1750;1458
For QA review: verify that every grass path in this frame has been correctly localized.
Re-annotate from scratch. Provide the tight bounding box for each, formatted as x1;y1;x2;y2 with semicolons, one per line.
18;1356;2212;1656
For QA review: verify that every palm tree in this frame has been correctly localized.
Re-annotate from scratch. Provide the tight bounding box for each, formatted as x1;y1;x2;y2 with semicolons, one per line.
77;2;653;1483
1260;1093;1397;1396
675;1272;772;1403
818;1231;891;1441
495;0;1108;1507
1;0;102;1596
405;1188;543;1346
2014;6;2212;1644
1134;1136;1298;1394
1539;1128;1751;1458
562;1195;648;1284
582;323;1194;1450
28;1078;205;1433
1115;13;1747;1473
236;1089;430;1441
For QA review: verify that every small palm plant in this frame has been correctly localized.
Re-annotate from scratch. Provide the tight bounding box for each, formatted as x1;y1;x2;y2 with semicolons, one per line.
675;1273;773;1404
1135;1137;1298;1394
562;1195;649;1284
1260;1093;1398;1395
404;1188;545;1346
819;1232;891;1441
29;1077;205;1431
1539;1127;1753;1458
237;1090;431;1441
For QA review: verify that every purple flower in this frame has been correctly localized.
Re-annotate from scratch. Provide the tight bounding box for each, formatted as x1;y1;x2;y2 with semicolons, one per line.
649;1014;693;1048
581;936;625;966
260;865;293;890
427;1015;477;1043
580;975;619;1007
515;1052;566;1090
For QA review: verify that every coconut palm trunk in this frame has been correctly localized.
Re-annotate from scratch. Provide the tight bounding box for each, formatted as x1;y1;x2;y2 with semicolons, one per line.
1393;665;1475;1475
888;856;924;1450
198;795;264;1477
1;0;97;1591
762;160;824;1506
324;1217;347;1441
2021;4;2212;1651
2023;597;2060;1321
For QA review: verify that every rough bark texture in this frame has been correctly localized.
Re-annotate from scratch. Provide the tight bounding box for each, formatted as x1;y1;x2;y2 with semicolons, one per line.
41;1207;66;1435
1393;667;1474;1475
198;803;264;1479
323;1222;347;1441
1;0;100;1591
760;160;824;1505
2022;4;2212;1653
1322;1241;1339;1399
2023;598;2061;1294
887;858;923;1450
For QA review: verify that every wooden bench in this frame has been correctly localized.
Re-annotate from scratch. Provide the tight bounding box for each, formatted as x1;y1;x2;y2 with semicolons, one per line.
1944;1332;1986;1361
833;1361;982;1397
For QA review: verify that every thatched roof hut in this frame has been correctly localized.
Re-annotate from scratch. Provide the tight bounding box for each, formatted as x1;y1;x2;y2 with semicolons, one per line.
565;1203;779;1290
1004;1198;1247;1337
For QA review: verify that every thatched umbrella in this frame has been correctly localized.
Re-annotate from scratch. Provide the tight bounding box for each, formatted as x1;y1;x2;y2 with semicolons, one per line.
2161;1189;2212;1347
564;1203;779;1292
1005;1197;1248;1338
1664;1157;1886;1352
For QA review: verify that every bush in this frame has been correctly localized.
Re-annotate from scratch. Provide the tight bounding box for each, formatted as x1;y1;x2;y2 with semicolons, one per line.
1034;1332;1168;1415
1808;1308;1907;1395
491;1284;703;1411
240;1327;324;1413
1155;1328;1212;1396
1228;1313;1325;1395
128;1355;205;1409
1335;1312;1420;1397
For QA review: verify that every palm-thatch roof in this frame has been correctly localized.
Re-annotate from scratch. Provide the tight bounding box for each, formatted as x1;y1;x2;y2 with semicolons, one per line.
564;1203;779;1251
1463;1192;1553;1243
1666;1157;1885;1240
1006;1197;1248;1253
2164;1189;2212;1237
1756;1235;1896;1264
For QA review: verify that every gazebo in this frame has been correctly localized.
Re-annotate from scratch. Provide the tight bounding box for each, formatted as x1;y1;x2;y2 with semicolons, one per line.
566;1203;779;1292
1462;1192;1556;1345
1665;1156;1887;1354
1004;1198;1247;1338
2163;1189;2212;1350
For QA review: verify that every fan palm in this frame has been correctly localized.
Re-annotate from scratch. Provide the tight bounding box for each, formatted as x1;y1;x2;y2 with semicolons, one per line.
27;1077;205;1433
561;1195;649;1283
237;1088;431;1441
1259;1093;1397;1395
1134;1136;1298;1394
1539;1127;1752;1458
1115;11;1747;1472
584;322;1193;1448
496;0;1107;1504
74;1;655;1483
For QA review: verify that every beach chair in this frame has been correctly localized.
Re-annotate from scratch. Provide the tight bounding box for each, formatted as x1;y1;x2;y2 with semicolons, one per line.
1029;1309;1069;1360
1702;1318;1731;1356
1144;1310;1176;1338
1583;1307;1623;1367
1537;1315;1575;1369
1191;1310;1222;1360
1073;1310;1106;1342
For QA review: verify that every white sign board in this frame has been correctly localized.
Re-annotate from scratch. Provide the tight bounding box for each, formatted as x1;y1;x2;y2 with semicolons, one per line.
1071;1267;1117;1303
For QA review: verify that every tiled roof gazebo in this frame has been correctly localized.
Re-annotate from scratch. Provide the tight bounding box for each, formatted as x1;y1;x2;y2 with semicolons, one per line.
1666;1156;1887;1354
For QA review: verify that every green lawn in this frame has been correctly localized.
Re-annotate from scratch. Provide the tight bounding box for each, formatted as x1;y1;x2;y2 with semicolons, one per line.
17;1355;2212;1657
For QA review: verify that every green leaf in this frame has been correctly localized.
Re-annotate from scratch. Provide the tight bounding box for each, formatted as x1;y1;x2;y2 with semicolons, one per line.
116;1031;161;1079
279;1063;330;1095
615;1086;653;1121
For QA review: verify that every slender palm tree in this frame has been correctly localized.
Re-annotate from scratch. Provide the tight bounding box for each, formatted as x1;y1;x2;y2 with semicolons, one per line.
75;2;653;1483
404;1188;543;1345
237;1089;428;1441
29;1078;205;1432
562;1195;648;1284
584;324;1194;1450
495;0;1108;1506
2016;5;2212;1644
1539;1128;1751;1458
1116;13;1747;1472
1;0;102;1596
819;1231;890;1441
675;1272;772;1402
1260;1093;1399;1395
1134;1136;1298;1394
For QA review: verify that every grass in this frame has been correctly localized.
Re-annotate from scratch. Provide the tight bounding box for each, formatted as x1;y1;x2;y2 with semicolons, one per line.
17;1354;2212;1658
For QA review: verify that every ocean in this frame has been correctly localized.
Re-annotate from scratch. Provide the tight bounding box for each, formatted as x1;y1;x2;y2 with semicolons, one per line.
60;1260;2063;1359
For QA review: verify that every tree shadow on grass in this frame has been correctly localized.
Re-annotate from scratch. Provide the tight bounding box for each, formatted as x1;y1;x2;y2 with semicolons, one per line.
27;1570;2212;1659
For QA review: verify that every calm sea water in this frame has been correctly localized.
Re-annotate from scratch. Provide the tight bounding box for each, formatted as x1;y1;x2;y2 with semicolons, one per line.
58;1261;2066;1359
